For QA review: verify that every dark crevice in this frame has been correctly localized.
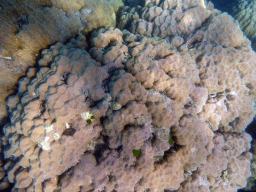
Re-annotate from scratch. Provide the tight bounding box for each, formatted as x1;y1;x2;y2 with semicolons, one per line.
123;0;145;7
115;145;123;155
57;166;76;188
245;118;256;140
16;14;29;32
93;143;111;165
62;127;76;136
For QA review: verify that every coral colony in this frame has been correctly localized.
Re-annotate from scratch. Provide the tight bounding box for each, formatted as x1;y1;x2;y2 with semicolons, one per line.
0;0;256;191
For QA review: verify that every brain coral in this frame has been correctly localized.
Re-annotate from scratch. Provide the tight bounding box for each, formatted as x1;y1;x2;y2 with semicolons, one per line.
1;0;256;191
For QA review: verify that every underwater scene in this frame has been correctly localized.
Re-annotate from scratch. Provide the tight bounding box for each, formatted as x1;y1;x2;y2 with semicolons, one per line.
0;0;255;191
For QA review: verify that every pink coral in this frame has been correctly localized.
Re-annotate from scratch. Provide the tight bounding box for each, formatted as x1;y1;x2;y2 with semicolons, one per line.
1;0;256;191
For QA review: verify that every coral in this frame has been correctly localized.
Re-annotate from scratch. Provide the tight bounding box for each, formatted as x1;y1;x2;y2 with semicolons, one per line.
2;38;111;191
0;0;123;125
211;0;256;50
1;0;256;191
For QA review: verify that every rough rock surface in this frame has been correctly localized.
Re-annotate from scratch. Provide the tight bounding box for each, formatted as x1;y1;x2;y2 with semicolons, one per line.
1;0;256;191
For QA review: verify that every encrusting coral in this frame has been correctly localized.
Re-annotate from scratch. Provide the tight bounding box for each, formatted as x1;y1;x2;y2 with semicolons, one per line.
1;0;256;191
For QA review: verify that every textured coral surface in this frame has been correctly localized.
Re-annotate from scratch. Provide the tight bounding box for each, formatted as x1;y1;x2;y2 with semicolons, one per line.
211;0;256;51
0;0;123;124
1;0;256;191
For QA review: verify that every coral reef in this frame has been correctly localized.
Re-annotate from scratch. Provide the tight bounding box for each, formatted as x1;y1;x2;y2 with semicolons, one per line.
210;0;256;51
1;0;256;191
0;0;123;124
